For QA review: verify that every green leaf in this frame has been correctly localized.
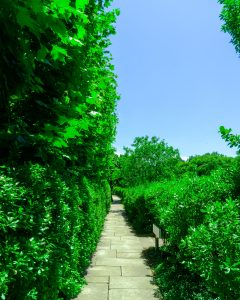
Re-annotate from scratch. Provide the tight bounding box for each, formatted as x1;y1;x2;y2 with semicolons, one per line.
37;46;49;61
64;127;80;139
57;0;71;8
77;25;86;39
30;0;42;14
16;7;37;32
51;45;68;62
76;0;89;10
86;97;96;104
58;116;68;125
53;138;68;148
79;120;89;130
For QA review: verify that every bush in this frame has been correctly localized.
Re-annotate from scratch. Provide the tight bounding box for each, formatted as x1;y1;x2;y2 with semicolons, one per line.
121;169;239;299
154;170;235;250
154;256;218;300
0;0;118;298
0;165;111;300
122;184;152;233
180;153;234;177
181;199;240;299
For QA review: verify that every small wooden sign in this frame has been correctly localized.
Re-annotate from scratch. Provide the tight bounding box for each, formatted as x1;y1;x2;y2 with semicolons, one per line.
153;224;160;238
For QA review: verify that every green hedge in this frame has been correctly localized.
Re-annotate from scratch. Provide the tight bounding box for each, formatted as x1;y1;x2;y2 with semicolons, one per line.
0;0;118;299
121;169;240;299
0;164;111;300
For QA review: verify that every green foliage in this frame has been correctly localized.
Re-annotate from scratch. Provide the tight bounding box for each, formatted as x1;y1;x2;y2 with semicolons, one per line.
0;0;119;174
181;199;240;299
218;0;240;55
0;165;111;300
121;167;239;299
154;253;218;300
178;152;234;176
219;126;240;150
218;0;240;154
122;169;235;239
109;153;121;189
121;184;152;233
0;0;119;299
118;136;181;187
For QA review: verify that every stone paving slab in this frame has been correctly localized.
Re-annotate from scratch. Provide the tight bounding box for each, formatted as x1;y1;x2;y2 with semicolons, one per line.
109;289;156;300
100;236;121;241
111;239;142;245
95;257;146;267
110;276;153;289
96;245;111;250
114;232;136;237
87;266;121;276
98;240;111;247
117;252;142;259
117;248;143;253
121;266;152;277
73;195;159;300
93;249;117;258
85;276;109;283
74;283;108;300
102;230;115;235
120;236;141;241
111;244;143;250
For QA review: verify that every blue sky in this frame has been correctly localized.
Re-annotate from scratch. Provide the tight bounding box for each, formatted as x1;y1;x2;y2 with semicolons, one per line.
109;0;240;158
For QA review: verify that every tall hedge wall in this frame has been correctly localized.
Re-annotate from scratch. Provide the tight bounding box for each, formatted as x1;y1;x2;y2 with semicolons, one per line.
0;0;119;299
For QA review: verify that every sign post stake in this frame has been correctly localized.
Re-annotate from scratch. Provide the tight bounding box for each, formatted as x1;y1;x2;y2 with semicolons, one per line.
153;224;160;251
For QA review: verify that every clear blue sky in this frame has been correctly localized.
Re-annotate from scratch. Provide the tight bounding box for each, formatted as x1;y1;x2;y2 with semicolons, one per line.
109;0;240;158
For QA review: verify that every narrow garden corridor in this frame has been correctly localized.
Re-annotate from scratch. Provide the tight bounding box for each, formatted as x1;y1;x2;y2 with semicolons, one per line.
74;195;159;300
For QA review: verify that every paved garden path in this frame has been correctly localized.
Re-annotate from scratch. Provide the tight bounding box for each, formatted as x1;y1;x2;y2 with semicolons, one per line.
73;195;159;300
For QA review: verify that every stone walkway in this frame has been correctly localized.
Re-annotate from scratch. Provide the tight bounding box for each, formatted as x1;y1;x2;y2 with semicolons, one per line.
73;195;159;300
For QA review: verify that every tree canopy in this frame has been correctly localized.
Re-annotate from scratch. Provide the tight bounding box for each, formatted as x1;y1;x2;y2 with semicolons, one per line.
219;0;240;55
118;136;181;187
218;1;240;150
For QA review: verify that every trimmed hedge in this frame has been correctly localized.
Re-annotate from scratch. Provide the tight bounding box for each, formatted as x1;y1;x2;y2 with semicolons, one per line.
0;164;111;300
0;0;118;299
121;169;240;299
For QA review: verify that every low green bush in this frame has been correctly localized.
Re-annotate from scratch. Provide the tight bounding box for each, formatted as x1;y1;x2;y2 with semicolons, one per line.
121;184;151;232
0;164;111;300
181;199;240;299
154;170;235;250
178;152;234;177
154;255;218;300
121;169;239;299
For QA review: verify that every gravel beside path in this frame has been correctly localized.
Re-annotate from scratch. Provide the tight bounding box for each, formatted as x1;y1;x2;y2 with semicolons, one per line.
73;195;159;300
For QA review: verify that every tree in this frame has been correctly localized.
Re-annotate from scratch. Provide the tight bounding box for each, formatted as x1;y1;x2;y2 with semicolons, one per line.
218;1;240;150
183;152;234;176
220;126;240;151
0;0;119;177
219;0;240;55
119;136;181;187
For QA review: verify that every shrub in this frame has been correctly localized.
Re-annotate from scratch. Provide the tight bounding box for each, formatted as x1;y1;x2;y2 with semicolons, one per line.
0;165;111;300
0;0;118;298
182;152;234;176
154;170;235;250
121;169;239;298
181;199;240;299
154;256;218;300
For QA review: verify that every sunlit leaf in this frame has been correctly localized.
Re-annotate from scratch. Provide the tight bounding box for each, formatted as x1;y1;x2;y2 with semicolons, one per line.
51;45;67;61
